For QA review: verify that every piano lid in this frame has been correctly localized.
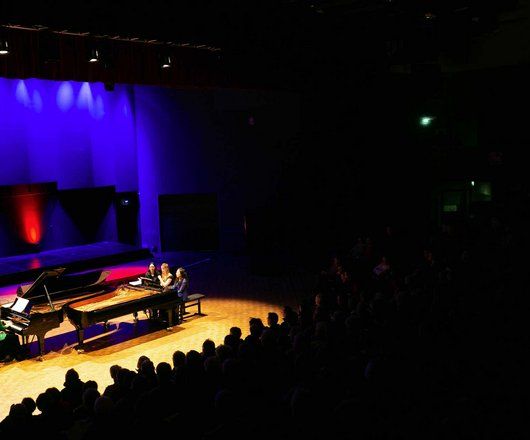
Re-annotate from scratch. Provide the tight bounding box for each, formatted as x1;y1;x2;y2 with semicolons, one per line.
16;268;65;300
16;268;110;302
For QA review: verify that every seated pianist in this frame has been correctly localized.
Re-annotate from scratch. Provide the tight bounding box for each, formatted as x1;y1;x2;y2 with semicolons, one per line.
0;319;22;363
133;262;161;322
144;262;160;285
170;268;189;323
158;263;173;289
171;267;189;300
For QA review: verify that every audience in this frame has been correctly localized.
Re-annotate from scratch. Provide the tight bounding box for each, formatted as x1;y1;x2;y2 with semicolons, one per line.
0;215;522;438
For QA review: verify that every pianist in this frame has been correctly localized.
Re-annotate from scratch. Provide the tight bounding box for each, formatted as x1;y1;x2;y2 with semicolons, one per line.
158;263;174;289
168;267;189;324
0;319;21;362
145;262;160;284
133;262;161;322
171;267;189;301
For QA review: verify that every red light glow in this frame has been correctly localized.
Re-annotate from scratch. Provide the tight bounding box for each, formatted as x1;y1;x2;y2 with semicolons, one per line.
15;194;44;244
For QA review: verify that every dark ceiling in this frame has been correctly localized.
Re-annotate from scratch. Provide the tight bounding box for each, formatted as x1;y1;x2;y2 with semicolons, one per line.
2;0;529;85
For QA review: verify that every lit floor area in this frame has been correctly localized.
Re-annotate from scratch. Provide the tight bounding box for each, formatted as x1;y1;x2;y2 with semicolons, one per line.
0;253;312;419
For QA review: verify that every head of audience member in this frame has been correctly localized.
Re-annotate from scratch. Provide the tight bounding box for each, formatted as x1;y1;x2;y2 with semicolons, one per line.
36;392;52;415
224;333;239;353
131;374;149;397
249;317;264;333
117;368;136;390
109;364;122;384
139;359;156;377
21;397;36;415
204;355;222;376
64;368;82;387
8;403;28;422
83;380;98;392
267;312;279;327
282;306;298;327
229;326;242;339
185;350;203;370
249;323;264;340
237;340;257;361
136;355;150;372
45;387;61;408
216;344;234;364
202;339;217;359
172;350;186;370
156;362;173;385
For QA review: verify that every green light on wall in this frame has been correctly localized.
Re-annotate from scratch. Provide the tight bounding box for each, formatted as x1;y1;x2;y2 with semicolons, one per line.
420;116;434;126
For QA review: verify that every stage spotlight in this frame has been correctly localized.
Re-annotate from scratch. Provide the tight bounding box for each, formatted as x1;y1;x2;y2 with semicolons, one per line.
88;48;99;63
161;55;172;69
0;39;9;55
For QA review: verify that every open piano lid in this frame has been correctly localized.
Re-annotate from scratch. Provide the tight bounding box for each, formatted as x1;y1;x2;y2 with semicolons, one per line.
16;268;111;301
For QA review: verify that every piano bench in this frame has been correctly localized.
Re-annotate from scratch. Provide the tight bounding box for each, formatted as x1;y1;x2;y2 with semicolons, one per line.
180;294;206;319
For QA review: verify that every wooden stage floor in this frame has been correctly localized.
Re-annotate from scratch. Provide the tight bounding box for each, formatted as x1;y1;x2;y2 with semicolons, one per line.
0;253;312;419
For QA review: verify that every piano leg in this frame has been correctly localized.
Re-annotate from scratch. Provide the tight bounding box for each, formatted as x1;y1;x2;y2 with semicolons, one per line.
36;336;45;361
76;329;85;352
166;309;174;330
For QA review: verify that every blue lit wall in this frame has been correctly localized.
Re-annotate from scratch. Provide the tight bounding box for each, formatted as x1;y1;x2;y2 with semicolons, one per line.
0;78;137;190
0;76;300;256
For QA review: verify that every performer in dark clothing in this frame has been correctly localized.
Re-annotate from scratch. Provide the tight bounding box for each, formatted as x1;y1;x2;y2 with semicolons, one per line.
134;262;161;321
171;267;189;323
0;320;21;362
172;267;189;300
144;262;160;284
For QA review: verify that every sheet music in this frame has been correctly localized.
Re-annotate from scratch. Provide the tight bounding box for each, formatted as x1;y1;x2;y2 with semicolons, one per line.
11;297;30;313
129;279;142;286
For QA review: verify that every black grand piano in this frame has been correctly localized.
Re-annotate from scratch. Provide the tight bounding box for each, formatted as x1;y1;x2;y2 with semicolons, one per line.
63;280;183;351
0;268;110;359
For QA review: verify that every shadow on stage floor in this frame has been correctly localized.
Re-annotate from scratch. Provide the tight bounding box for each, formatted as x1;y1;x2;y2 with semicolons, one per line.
22;315;207;359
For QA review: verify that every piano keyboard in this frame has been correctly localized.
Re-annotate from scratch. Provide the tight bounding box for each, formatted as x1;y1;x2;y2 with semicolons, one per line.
2;319;26;332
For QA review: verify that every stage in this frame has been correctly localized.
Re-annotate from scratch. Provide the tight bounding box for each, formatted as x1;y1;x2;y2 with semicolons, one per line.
0;242;153;287
0;251;312;419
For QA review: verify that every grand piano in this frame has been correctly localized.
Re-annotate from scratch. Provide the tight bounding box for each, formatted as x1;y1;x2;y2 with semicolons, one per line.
0;268;110;359
63;281;183;351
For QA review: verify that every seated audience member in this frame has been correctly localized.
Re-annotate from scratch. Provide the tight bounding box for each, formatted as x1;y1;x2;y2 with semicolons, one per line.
61;368;84;409
228;327;242;353
202;338;217;361
136;355;150;372
103;364;122;400
230;326;242;340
